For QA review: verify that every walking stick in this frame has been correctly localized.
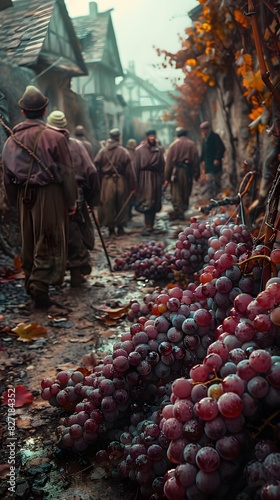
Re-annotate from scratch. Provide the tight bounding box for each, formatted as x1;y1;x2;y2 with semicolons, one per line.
89;207;113;273
114;190;136;224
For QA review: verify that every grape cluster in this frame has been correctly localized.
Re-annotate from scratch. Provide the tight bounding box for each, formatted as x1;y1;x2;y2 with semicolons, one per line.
41;213;280;499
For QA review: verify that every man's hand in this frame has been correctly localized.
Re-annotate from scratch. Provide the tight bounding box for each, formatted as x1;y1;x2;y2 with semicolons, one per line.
213;159;220;166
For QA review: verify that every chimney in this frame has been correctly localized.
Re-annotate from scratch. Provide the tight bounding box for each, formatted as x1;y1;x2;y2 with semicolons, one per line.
89;2;98;18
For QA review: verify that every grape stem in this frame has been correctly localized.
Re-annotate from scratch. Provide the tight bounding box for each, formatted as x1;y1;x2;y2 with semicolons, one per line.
191;370;222;386
236;254;277;277
249;409;280;439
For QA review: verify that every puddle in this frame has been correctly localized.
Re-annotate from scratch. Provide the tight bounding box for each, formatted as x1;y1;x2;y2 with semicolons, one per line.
19;436;48;465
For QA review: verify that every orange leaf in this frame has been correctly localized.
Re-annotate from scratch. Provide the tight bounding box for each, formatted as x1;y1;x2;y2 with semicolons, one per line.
12;322;47;342
2;385;34;407
13;255;22;271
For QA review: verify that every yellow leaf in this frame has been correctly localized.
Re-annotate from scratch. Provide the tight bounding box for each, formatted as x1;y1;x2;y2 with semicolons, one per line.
234;9;248;28
12;322;47;342
243;70;265;92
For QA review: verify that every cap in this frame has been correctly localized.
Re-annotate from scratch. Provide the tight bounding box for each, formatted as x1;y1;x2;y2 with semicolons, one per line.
47;110;68;128
18;85;49;111
74;125;85;137
109;128;121;139
200;121;211;130
146;129;156;136
176;127;187;137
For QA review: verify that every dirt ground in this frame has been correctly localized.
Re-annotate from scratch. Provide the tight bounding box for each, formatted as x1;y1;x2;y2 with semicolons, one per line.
0;193;202;500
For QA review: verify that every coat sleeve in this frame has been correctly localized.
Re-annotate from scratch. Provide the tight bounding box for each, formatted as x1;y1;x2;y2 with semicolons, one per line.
165;145;175;181
55;135;77;211
123;150;136;190
191;144;200;180
214;134;226;161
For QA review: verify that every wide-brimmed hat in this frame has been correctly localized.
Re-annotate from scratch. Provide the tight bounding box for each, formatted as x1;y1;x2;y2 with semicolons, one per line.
18;85;49;111
47;110;67;128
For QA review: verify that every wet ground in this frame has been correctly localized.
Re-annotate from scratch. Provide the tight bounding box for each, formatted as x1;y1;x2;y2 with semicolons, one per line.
0;194;202;500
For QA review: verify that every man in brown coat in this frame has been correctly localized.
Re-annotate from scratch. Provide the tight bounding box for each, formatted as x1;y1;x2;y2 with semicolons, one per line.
47;111;101;287
94;128;135;236
164;127;200;220
134;130;165;235
1;86;77;307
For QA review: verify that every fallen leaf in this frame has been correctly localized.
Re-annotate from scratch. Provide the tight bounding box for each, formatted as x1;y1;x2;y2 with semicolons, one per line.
77;320;95;329
16;416;32;429
12;322;47;342
92;303;130;319
13;255;23;271
2;385;34;407
0;464;11;479
95;316;122;325
69;336;94;343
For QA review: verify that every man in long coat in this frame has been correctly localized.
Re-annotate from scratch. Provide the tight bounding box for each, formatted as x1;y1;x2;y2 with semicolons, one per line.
94;128;135;237
47;111;100;287
134;130;165;235
164;127;200;220
199;121;226;199
1;86;77;307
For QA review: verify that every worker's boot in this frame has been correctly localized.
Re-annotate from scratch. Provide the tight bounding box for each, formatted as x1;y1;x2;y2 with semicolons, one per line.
70;268;87;287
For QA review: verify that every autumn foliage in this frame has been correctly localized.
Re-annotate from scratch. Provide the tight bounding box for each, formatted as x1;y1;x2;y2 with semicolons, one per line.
159;0;280;133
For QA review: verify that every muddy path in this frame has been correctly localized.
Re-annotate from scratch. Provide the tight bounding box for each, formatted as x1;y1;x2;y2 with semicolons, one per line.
0;197;197;500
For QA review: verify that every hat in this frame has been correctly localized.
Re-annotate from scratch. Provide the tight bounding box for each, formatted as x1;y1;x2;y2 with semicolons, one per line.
146;129;156;136
109;128;120;139
18;85;49;111
47;110;68;128
200;121;211;130
176;127;187;137
74;125;85;137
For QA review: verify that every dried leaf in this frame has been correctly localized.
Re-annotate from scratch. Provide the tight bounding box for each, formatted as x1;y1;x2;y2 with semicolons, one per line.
13;255;23;271
12;322;47;342
93;303;130;317
0;464;11;479
95;316;121;326
69;336;94;343
16;416;32;429
2;385;34;407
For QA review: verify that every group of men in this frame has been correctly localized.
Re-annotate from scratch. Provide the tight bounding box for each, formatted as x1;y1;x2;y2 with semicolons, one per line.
1;84;226;309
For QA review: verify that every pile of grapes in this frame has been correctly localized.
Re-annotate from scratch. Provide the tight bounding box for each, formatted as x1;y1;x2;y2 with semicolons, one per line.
113;217;254;283
113;240;175;281
41;215;280;499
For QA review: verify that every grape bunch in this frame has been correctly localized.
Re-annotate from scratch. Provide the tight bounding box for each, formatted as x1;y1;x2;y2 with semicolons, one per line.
40;211;280;499
173;216;253;276
113;241;175;281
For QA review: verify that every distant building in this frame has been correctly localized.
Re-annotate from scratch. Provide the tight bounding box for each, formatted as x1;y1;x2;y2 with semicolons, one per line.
70;1;125;141
117;62;176;146
0;0;96;144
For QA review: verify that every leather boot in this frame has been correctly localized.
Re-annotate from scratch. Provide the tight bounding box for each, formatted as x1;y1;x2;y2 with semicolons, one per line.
70;268;87;287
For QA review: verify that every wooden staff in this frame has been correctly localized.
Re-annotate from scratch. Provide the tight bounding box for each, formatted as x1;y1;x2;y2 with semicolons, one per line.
89;207;113;273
